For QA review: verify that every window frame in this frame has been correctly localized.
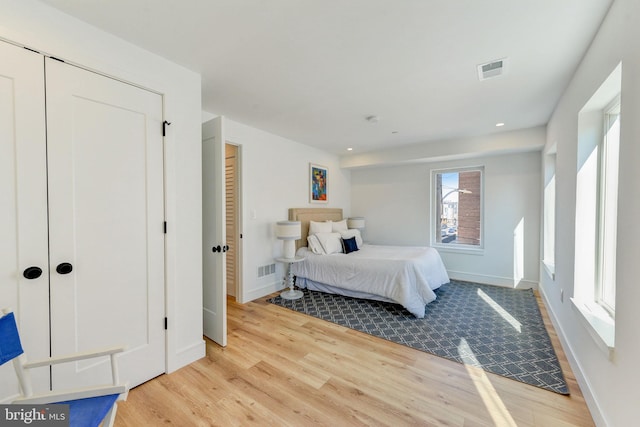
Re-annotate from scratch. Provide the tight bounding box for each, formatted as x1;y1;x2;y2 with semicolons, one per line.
542;150;557;280
595;95;620;317
431;166;484;252
572;62;621;357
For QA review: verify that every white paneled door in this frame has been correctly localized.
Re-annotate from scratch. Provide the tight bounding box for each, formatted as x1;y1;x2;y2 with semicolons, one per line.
202;117;227;347
45;58;166;390
0;41;165;401
0;43;50;400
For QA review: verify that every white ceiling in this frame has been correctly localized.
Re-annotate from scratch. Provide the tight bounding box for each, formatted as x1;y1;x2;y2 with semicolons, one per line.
39;0;612;155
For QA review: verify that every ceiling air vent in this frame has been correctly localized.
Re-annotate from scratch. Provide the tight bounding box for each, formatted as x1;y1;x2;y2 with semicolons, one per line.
477;58;507;81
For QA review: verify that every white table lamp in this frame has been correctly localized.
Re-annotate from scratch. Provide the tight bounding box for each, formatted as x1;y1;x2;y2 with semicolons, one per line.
276;220;301;259
347;217;365;230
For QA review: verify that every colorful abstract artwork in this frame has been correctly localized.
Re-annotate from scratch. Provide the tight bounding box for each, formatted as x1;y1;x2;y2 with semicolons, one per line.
310;163;328;203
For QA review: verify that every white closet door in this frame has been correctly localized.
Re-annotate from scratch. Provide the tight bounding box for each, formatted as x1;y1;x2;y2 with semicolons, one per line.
0;42;50;401
45;58;165;389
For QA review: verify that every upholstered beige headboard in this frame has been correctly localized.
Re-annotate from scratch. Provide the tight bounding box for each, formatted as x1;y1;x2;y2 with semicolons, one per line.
289;208;343;251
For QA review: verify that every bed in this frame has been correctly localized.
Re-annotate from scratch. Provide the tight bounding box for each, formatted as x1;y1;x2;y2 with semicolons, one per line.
288;208;450;318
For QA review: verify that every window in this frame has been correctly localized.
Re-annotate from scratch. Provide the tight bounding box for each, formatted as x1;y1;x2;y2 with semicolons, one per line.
542;150;556;279
433;168;483;248
573;62;621;355
596;97;620;315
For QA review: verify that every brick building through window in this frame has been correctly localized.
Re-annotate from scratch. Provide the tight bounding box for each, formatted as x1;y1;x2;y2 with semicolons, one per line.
434;169;482;247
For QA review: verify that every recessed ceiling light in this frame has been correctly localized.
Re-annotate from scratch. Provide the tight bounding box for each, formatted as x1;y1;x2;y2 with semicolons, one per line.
496;122;505;127
365;115;379;123
347;147;353;151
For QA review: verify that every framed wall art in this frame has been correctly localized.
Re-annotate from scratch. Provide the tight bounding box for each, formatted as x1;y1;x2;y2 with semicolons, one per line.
309;163;328;203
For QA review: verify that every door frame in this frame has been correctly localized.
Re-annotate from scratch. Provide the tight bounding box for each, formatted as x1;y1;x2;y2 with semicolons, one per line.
225;141;243;302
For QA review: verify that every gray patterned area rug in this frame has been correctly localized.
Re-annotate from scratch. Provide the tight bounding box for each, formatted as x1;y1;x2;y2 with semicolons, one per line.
268;280;568;395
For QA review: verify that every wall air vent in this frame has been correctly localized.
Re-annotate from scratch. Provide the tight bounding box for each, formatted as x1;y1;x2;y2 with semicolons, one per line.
257;263;276;278
477;58;507;81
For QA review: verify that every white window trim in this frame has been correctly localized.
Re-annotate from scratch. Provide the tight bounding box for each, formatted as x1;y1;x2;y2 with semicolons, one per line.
430;166;484;253
542;149;556;281
571;298;615;360
436;244;485;255
573;62;621;356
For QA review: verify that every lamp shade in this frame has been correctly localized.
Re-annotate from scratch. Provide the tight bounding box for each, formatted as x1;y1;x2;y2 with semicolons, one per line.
276;221;301;259
276;221;301;240
347;217;365;230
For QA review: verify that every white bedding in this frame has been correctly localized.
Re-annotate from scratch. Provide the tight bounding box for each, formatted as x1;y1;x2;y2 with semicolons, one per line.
290;244;450;318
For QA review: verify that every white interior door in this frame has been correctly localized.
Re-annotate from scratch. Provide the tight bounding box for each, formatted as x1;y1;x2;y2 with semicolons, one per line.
45;58;166;389
0;42;50;401
202;117;227;346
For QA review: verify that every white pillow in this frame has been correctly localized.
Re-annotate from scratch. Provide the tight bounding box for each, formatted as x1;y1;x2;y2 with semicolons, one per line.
340;229;363;248
330;219;348;232
315;232;343;255
309;220;332;235
307;235;325;255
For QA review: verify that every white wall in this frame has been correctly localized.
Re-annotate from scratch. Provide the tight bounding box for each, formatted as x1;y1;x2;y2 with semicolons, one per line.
0;0;205;372
207;117;351;302
351;150;541;288
541;0;640;425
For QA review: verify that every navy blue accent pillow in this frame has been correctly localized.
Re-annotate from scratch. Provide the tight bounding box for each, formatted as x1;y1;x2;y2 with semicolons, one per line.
341;236;359;254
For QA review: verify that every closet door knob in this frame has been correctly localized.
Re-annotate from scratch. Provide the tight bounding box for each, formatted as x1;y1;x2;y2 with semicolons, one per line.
23;266;43;280
56;262;73;275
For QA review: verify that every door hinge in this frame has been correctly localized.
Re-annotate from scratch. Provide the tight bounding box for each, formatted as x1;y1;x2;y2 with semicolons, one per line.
162;120;171;137
163;221;167;234
164;317;168;330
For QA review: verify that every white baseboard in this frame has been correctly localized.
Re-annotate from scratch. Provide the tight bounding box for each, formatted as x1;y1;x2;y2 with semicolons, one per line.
243;280;286;302
447;270;538;290
167;339;205;374
538;285;607;427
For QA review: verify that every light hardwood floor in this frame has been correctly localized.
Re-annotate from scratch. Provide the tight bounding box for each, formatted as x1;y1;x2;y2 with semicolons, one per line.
115;293;593;426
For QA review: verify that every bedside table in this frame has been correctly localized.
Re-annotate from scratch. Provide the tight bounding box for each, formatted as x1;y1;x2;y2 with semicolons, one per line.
276;255;305;300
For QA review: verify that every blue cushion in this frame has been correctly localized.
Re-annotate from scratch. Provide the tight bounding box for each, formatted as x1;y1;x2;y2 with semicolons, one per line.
58;394;119;427
0;312;24;366
341;236;359;254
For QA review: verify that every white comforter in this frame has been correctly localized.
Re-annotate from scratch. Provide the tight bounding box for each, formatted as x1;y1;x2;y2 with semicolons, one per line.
290;244;449;318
